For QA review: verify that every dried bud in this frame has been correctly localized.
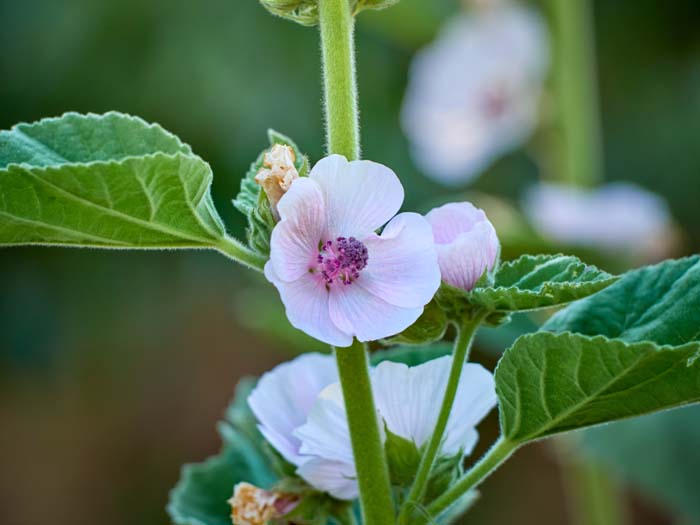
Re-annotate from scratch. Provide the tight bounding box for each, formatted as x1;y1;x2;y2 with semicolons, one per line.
255;144;300;220
228;482;297;525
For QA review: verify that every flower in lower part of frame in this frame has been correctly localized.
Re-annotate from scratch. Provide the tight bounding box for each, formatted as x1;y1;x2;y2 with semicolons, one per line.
401;2;549;185
426;202;500;291
523;182;677;260
292;356;497;499
265;154;441;346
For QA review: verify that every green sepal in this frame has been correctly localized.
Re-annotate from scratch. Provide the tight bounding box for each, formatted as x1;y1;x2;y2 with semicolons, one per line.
259;0;401;26
383;299;448;345
370;342;453;367
385;426;422;486
232;129;308;256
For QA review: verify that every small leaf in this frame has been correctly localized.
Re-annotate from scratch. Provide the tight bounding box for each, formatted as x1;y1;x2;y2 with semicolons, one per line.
495;331;700;443
385;427;422;485
370;342;453;367
468;254;617;312
383;299;448;345
0;112;227;249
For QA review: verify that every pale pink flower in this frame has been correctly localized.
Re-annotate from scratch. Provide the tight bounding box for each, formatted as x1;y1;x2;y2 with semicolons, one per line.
265;154;441;347
426;202;500;291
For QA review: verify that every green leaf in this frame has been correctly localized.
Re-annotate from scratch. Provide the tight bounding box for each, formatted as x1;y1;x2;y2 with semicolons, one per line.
232;129;308;256
496;257;700;444
0;112;227;249
370;342;452;367
468;254;617;312
542;256;700;518
168;382;277;525
495;331;700;443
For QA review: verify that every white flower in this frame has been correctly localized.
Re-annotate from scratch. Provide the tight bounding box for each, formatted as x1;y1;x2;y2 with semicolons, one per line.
523;181;674;258
401;2;549;185
249;353;497;500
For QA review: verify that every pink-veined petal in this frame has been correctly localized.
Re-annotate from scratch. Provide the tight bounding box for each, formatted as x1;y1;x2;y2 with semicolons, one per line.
328;283;424;342
265;263;352;347
269;177;327;282
359;212;441;308
296;458;358;501
436;220;498;290
247;353;338;466
309;155;404;238
426;202;488;245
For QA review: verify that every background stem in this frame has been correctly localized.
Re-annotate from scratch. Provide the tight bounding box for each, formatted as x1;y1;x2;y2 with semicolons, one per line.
550;0;603;187
398;315;484;523
318;0;360;160
335;342;395;525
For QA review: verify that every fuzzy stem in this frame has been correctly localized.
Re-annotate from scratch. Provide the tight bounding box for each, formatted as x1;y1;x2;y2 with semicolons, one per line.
411;437;517;523
335;341;395;525
550;0;603;186
215;235;266;271
319;0;360;160
398;313;486;523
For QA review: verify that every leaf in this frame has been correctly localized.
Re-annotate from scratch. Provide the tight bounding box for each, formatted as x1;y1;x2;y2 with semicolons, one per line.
168;382;277;525
468;254;617;312
495;257;700;444
370;342;453;367
232;129;308;256
495;331;700;443
542;256;700;518
0;112;227;249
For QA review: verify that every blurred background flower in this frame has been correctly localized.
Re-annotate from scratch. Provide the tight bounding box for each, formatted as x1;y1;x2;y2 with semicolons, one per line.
1;0;700;524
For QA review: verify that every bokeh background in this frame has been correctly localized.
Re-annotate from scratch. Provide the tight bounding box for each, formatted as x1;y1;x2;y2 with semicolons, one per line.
1;0;700;524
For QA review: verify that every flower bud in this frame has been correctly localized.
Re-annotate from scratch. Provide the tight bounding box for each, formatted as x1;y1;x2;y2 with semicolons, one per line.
425;202;499;291
255;143;300;220
228;482;297;525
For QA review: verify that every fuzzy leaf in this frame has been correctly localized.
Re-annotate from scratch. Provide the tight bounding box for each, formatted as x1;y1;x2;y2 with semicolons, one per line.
468;254;617;312
496;257;700;444
0;112;226;249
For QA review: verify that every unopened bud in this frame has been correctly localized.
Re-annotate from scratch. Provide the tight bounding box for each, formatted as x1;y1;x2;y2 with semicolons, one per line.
255;144;300;220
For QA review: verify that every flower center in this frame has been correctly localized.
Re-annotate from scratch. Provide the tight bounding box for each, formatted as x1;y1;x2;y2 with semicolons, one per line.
316;236;368;285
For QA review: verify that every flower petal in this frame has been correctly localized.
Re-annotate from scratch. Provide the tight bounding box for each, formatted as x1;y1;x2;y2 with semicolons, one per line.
247;353;338;466
309;154;404;237
294;383;355;465
296;458;358;501
265;263;352;347
436;221;499;291
425;202;487;245
372;357;496;456
359;212;441;308
328;283;424;342
270;177;327;282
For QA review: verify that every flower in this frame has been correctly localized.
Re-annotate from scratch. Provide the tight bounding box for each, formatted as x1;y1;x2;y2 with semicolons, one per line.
426;202;500;291
401;2;549;185
295;357;496;499
228;482;298;525
249;353;497;500
523;182;676;260
247;353;338;466
265;154;441;346
255;143;300;220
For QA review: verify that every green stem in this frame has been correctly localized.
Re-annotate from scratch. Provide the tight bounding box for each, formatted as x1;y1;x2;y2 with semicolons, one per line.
398;314;485;523
215;235;266;272
550;0;603;187
335;341;395;525
319;0;360;160
415;438;518;524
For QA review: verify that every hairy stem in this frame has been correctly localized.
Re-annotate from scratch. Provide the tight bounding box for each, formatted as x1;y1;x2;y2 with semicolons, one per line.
215;235;266;272
335;341;395;525
398;313;486;523
415;437;518;524
319;0;360;160
550;0;603;186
